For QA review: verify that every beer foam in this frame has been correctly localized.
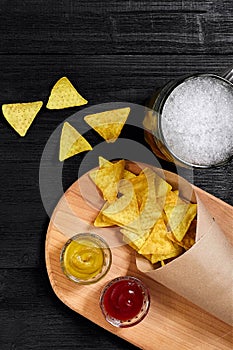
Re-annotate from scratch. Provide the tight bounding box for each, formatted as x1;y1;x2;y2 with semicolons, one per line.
161;76;233;166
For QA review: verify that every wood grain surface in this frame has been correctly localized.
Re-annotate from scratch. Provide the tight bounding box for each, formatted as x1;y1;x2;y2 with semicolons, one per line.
1;1;233;349
46;162;233;350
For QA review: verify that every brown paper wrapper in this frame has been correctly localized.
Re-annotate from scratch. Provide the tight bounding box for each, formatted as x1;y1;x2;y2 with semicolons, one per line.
136;171;233;326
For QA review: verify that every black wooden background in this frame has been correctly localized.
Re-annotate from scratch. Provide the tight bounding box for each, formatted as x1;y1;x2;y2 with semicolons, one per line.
0;1;233;349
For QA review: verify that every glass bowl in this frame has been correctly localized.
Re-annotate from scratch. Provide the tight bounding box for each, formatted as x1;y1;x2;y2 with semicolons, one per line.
100;276;150;327
60;233;112;285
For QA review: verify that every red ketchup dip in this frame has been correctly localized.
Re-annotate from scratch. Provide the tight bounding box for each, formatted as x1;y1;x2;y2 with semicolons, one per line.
100;276;150;327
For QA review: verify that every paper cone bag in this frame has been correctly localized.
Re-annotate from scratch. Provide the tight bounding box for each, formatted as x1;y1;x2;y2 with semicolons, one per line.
136;171;233;326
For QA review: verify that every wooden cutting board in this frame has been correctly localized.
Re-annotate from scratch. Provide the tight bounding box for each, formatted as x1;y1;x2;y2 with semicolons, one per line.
45;162;233;350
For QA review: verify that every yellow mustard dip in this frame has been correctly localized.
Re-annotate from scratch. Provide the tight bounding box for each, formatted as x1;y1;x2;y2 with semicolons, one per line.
63;238;104;280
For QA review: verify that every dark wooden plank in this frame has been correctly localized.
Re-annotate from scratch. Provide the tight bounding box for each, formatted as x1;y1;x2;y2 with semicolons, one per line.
0;268;139;350
0;54;232;106
0;1;233;54
0;0;213;14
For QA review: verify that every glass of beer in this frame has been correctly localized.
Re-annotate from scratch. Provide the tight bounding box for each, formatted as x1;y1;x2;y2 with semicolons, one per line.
149;68;233;168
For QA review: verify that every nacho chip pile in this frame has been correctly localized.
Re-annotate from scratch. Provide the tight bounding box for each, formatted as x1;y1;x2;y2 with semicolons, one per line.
90;158;197;267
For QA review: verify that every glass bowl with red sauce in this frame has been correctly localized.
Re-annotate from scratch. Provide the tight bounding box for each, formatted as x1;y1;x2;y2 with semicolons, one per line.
100;276;150;327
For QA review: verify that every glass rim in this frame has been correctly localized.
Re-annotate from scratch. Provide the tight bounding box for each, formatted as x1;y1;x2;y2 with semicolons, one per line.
99;275;150;328
156;73;233;168
60;232;112;285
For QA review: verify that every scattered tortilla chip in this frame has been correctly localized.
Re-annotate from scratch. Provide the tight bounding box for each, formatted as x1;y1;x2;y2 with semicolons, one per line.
2;101;43;136
59;122;92;161
84;107;130;142
46;77;88;109
165;200;197;242
90;159;125;202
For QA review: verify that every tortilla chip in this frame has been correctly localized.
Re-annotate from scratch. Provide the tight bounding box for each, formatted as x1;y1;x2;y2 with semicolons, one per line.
102;179;141;231
165;200;197;242
98;156;109;167
59;122;92;161
121;228;150;250
138;217;183;262
119;167;163;231
182;230;196;250
154;173;172;198
162;190;179;209
123;169;136;180
2;101;43;136
167;229;196;251
98;156;135;180
90;159;125;202
120;167;153;207
151;249;183;264
46;77;88;109
84;107;130;142
94;202;114;227
138;168;164;231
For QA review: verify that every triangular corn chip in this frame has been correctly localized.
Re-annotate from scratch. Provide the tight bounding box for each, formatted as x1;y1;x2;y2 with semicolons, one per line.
150;249;182;264
165;200;197;242
46;77;88;109
154;173;172;198
181;224;196;249
94;202;115;227
102;179;141;231
167;219;196;250
139;218;183;262
119;167;153;207
59;122;92;161
123;169;136;180
2;101;43;136
120;168;163;231
98;156;110;167
138;168;163;231
90;159;125;202
98;156;136;180
121;228;150;250
163;190;179;210
84;107;130;142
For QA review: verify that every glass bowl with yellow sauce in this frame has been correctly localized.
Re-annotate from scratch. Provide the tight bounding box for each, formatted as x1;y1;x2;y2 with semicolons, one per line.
60;233;112;284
